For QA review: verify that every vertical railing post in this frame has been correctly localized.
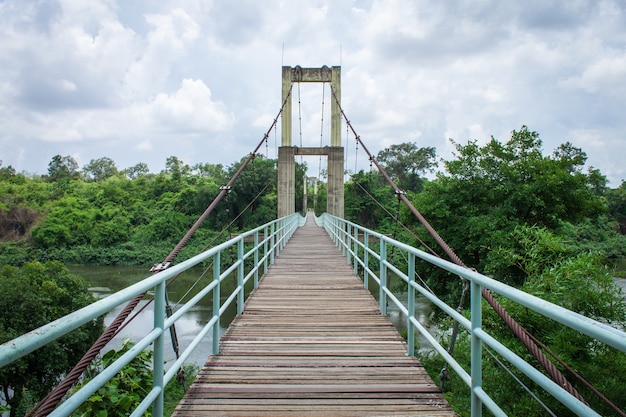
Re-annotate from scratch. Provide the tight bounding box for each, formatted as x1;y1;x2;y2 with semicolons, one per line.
341;223;352;265
270;222;276;265
254;230;260;289
263;225;269;273
379;239;387;315
278;218;284;253
344;223;349;258
353;226;359;274
237;237;244;315
276;219;281;257
407;253;415;356
470;281;483;417
152;280;165;417
212;251;221;355
363;232;369;290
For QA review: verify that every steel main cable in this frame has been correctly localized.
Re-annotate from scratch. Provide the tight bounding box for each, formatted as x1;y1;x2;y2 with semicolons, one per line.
113;182;272;339
351;179;440;257
327;84;588;406
351;172;471;377
29;86;294;417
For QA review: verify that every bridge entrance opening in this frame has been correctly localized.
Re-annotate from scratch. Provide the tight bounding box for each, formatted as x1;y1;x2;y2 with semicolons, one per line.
277;65;344;218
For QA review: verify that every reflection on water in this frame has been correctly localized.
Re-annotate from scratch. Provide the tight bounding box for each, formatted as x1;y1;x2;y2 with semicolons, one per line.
72;265;439;367
70;265;239;369
73;263;626;371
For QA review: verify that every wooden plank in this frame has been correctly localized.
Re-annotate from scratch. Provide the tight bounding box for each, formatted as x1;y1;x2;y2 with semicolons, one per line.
173;214;456;416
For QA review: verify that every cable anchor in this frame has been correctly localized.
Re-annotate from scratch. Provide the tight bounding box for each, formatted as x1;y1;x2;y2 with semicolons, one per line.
150;261;171;273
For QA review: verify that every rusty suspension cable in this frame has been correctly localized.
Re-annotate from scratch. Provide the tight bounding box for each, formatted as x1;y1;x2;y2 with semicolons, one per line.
327;85;588;405
29;86;294;417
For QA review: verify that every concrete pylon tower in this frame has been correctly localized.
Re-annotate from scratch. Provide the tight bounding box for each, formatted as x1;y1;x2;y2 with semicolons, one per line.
277;65;344;218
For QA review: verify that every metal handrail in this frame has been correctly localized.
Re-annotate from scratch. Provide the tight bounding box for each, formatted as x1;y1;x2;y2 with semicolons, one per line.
0;213;304;417
319;213;626;417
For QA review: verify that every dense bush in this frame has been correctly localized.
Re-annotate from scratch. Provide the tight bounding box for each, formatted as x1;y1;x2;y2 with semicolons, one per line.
0;155;290;267
0;261;103;416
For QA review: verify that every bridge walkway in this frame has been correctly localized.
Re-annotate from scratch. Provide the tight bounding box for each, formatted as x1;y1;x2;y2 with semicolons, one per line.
173;215;456;416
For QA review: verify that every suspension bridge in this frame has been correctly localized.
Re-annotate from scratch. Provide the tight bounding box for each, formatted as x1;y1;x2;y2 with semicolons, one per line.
1;65;625;417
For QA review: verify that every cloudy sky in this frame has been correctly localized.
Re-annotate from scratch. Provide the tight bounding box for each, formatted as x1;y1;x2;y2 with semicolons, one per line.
1;0;625;185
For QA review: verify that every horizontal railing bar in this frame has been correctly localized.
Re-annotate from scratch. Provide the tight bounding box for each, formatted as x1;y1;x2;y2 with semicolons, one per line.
383;287;407;316
384;261;408;283
220;286;242;316
319;213;624;417
130;386;162;417
243;268;255;285
1;213;303;417
333;215;626;352
410;280;472;331
164;315;219;386
364;267;380;285
474;328;599;417
409;316;471;385
0;215;295;367
473;386;507;417
220;260;241;282
165;280;219;329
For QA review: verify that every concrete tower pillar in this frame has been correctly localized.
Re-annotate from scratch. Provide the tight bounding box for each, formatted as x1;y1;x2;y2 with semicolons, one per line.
302;177;308;213
277;65;344;219
277;67;295;218
277;147;295;218
327;147;344;218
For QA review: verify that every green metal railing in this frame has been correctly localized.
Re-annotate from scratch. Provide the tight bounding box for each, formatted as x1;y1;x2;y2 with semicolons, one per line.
320;213;626;417
0;213;305;417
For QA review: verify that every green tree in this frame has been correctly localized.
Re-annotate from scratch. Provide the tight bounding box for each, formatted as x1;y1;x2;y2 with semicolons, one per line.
420;226;626;417
0;261;103;416
192;163;226;183
345;170;394;230
607;180;626;234
376;142;436;192
0;161;16;180
411;126;611;291
122;162;150;180
47;155;80;182
163;156;190;185
225;156;277;229
82;157;118;182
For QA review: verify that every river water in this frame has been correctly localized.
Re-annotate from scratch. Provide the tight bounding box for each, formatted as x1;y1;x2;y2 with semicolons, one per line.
70;265;238;369
71;265;436;368
72;265;626;369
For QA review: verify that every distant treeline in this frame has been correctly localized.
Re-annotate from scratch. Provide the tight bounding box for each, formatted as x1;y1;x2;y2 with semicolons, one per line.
1;126;626;415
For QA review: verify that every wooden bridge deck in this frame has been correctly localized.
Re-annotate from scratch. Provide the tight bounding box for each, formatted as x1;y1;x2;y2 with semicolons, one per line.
173;216;456;416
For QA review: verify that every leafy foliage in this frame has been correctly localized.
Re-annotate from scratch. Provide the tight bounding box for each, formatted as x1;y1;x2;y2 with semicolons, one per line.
82;157;118;182
47;155;80;182
0;261;103;416
409;127;624;298
0;154;280;267
607;180;626;234
73;341;198;417
376;142;437;192
74;341;153;417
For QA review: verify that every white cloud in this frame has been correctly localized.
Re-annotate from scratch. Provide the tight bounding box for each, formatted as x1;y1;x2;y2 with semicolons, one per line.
150;78;234;133
562;53;626;94
0;0;624;185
